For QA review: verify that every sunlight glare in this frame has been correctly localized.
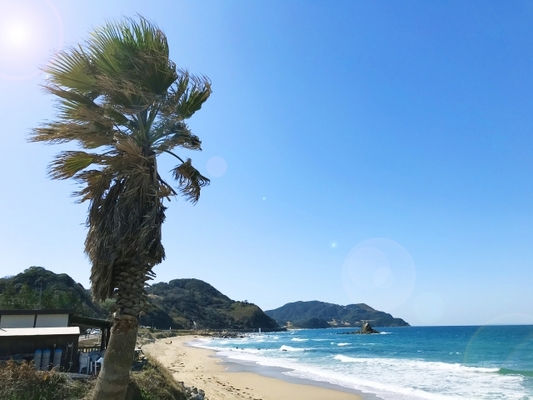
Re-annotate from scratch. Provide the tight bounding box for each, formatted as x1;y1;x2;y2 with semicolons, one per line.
2;20;32;50
0;0;64;81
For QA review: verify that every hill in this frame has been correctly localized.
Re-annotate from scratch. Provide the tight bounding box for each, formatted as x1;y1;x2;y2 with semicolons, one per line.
0;266;105;318
289;317;331;329
0;267;280;331
265;300;409;327
142;279;280;331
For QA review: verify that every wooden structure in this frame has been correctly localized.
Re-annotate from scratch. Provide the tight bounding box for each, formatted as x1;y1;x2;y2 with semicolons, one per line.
0;326;80;370
70;314;111;352
0;310;111;372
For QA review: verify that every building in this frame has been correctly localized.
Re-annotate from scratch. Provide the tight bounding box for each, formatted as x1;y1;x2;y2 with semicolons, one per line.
0;309;111;372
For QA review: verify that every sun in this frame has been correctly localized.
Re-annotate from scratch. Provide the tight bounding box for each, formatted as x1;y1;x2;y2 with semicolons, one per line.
0;0;64;80
2;20;32;50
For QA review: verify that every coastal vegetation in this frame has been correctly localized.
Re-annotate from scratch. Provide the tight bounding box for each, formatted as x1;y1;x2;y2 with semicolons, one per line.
30;16;212;400
0;266;105;317
0;359;89;400
0;357;188;400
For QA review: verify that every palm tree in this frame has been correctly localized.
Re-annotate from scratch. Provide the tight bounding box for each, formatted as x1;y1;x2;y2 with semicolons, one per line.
31;17;211;400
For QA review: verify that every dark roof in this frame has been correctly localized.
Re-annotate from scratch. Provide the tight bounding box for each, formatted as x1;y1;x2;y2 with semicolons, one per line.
0;309;74;316
0;327;80;337
69;314;112;329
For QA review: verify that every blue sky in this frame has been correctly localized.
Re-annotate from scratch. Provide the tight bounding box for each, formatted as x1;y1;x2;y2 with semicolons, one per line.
1;0;532;326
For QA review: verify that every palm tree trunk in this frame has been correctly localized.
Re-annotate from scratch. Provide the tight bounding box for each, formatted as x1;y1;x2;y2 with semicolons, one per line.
91;315;138;400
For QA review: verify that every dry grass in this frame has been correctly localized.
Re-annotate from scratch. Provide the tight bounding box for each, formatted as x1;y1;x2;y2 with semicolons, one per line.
0;357;188;400
1;329;192;400
127;355;187;400
0;360;93;400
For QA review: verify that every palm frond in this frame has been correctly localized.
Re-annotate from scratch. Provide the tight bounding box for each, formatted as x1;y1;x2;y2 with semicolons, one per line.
74;170;110;203
176;76;212;119
45;86;132;127
161;72;212;120
31;123;116;149
49;151;105;180
171;158;210;203
151;122;202;152
44;46;96;92
87;17;177;97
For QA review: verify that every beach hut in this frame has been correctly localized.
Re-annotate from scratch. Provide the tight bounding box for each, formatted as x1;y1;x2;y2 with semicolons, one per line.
0;326;80;370
0;309;82;370
0;309;111;372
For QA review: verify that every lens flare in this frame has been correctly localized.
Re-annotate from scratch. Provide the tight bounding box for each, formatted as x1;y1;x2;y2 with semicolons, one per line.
206;156;228;178
342;238;416;311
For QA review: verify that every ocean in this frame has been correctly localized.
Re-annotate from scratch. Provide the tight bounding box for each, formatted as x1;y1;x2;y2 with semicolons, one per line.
191;325;533;400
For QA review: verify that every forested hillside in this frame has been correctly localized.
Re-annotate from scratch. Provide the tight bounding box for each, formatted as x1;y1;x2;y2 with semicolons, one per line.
142;279;280;331
0;268;281;331
266;300;409;327
0;266;105;317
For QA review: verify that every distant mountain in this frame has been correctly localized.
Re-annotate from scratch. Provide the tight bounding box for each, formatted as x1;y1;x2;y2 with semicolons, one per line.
265;301;409;327
142;279;280;331
290;317;331;329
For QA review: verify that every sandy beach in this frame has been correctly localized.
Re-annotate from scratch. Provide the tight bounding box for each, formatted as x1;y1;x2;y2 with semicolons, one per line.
142;335;364;400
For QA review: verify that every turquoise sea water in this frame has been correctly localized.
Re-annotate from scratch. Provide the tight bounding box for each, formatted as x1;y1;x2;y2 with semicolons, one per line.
192;325;533;400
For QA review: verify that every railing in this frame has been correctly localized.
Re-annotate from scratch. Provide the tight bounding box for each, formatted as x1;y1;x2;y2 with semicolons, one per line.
79;346;101;353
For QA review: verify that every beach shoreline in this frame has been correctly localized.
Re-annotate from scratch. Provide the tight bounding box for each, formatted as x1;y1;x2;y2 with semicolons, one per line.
142;335;367;400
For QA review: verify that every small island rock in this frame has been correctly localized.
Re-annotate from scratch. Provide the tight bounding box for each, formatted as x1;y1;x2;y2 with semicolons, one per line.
357;322;380;334
338;322;380;335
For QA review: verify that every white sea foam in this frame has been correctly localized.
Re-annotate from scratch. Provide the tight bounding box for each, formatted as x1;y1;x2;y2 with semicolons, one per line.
331;355;523;399
196;331;532;400
279;345;305;352
291;338;309;342
333;355;500;373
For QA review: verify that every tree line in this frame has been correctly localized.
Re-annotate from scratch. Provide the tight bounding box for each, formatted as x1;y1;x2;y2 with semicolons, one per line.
0;282;97;317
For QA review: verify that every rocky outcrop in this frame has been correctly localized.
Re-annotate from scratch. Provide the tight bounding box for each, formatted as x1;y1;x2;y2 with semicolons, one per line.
338;322;380;335
357;322;380;334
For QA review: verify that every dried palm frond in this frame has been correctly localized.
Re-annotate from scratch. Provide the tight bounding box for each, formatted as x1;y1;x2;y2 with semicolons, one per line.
172;158;210;204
